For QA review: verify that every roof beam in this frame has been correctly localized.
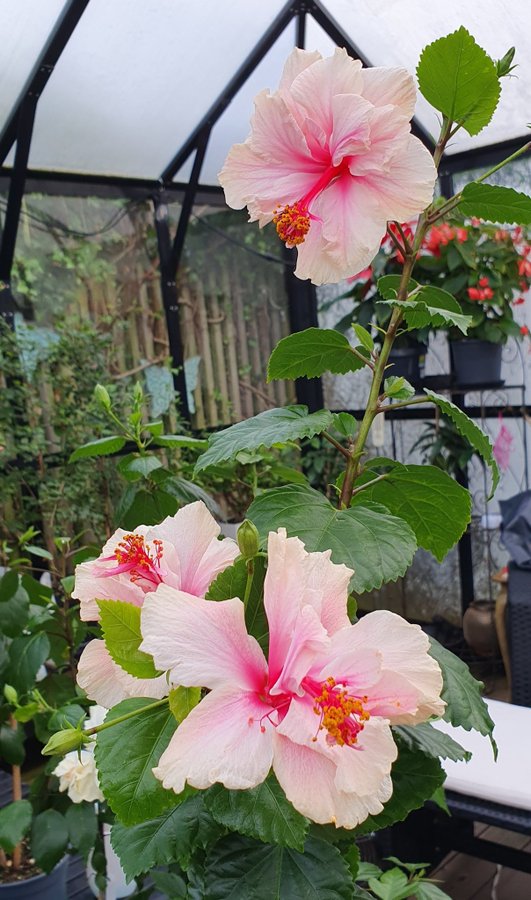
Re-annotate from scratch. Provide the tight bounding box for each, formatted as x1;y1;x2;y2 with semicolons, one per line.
0;0;91;166
159;0;297;184
440;135;531;176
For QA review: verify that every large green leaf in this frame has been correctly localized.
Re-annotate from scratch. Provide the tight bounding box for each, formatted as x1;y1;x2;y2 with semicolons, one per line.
207;556;268;650
95;698;178;825
429;638;496;754
194;406;334;473
416;28;500;135
424;390;499;494
355;745;446;837
394;722;471;762
205;775;309;851
153;434;208;450
168;686;201;724
110;794;220;879
31;809;69;874
98;599;159;679
69;435;126;463
0;800;32;853
356;464;471;562
0;571;30;638
460;182;531;225
248;485;417;594
378;284;472;335
0;723;25;765
205;834;355;900
65;803;98;862
267;328;367;380
6;632;50;693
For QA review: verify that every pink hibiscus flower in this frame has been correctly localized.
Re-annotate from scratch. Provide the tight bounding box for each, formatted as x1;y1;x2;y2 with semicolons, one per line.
219;48;436;286
74;501;239;708
140;530;444;828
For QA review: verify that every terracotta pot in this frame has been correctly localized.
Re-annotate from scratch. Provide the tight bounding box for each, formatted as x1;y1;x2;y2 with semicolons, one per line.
463;600;499;657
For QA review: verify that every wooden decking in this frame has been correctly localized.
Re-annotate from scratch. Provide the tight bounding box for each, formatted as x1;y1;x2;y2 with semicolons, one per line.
432;823;531;898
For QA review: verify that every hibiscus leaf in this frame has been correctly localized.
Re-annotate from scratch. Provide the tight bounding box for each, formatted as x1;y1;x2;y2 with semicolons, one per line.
206;556;268;651
459;182;531;226
69;435;126;463
354;745;446;837
424;390;499;495
31;809;69;874
205;834;355;899
0;571;30;638
204;775;309;851
6;632;50;694
110;794;219;879
248;485;417;594
354;464;471;562
267;328;368;380
428;638;497;756
94;698;179;825
98;599;160;679
416;28;500;135
378;285;472;335
194;406;334;472
0;800;32;853
394;722;471;762
168;686;201;724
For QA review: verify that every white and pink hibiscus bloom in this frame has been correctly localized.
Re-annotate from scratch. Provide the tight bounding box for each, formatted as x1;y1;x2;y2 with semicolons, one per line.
140;529;444;829
73;501;239;708
219;47;437;285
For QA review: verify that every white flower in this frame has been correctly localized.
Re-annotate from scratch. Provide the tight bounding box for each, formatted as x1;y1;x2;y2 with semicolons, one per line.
54;750;104;804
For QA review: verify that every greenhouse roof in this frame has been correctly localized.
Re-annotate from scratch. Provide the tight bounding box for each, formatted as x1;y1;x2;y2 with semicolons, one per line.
0;0;529;193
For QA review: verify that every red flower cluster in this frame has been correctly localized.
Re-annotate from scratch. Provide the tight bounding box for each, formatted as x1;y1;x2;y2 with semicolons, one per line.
468;277;494;302
520;325;529;336
423;223;467;256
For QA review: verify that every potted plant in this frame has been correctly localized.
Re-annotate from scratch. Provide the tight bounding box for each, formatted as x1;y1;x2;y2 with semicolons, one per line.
417;219;531;385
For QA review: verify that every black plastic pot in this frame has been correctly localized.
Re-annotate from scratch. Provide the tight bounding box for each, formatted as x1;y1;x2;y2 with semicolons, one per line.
0;857;68;900
387;344;426;385
450;339;503;386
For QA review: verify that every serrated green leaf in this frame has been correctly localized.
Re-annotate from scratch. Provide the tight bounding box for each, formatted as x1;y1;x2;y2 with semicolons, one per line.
355;745;446;837
384;376;415;401
377;275;418;300
356;464;471;562
429;638;496;755
248;485;417;594
98;600;160;679
206;556;268;650
379;286;472;335
0;800;32;853
169;686;201;723
6;632;50;693
31;809;69;873
205;775;309;851
69;435;126;462
205;834;355;900
95;698;178;825
117;455;162;482
195;406;334;473
110;794;219;879
150;871;187;898
460;182;531;225
424;390;499;495
394;722;471;762
415;881;453;899
332;412;358;438
416;28;500;135
153;434;208;450
352;324;374;353
267;328;367;381
65;803;98;862
0;571;30;638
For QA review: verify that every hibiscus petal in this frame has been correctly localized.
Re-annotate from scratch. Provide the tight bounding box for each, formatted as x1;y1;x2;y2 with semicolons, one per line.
153;687;274;792
329;93;372;166
304;549;352;635
146;501;238;596
270;605;328;698
272;720;394;828
364;133;437;223
279;48;322;91
361;67;417;119
349;105;411;177
340;610;445;723
290;48;363;137
72;561;144;622
77;640;168;708
141;586;267;692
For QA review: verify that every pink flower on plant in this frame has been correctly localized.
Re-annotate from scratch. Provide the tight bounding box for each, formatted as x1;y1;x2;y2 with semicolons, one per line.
140;530;444;828
219;48;436;285
74;502;238;708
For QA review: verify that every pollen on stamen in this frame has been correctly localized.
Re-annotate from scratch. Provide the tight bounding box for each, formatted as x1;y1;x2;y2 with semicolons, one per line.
273;202;311;247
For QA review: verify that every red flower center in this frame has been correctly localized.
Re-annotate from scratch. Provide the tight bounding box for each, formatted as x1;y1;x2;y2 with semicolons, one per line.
111;534;164;585
310;677;370;747
273;160;350;248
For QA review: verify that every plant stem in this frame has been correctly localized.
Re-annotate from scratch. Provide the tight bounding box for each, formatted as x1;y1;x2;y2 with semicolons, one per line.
350;471;392;497
322;431;350;459
349;345;375;370
84;696;169;737
376;395;433;414
243;559;255;609
10;716;22;870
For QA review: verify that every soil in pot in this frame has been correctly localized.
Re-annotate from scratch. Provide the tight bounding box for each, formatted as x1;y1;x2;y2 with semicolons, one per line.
0;850;68;900
450;339;503;386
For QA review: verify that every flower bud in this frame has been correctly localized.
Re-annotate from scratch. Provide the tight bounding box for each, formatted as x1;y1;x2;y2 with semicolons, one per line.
496;47;516;78
42;727;87;757
3;684;18;705
237;520;260;560
94;383;112;410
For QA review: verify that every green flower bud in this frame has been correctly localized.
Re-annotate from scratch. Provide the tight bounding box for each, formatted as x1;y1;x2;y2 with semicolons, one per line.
94;383;112;410
497;47;516;78
3;684;18;705
237;520;260;560
42;727;87;757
